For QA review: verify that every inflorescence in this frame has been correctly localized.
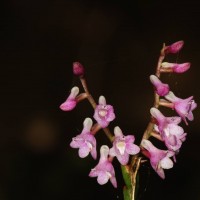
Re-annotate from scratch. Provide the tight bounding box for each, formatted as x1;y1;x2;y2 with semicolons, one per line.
60;41;197;188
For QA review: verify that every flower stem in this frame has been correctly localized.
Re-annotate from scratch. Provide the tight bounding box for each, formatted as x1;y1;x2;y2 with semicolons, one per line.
140;43;166;143
124;43;166;200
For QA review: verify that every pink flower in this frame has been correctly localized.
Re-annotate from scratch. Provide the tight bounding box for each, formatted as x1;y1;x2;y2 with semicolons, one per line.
141;139;174;179
89;145;117;188
161;62;191;73
150;75;169;96
60;87;79;111
73;62;85;77
165;91;197;125
150;108;186;151
164;40;184;54
93;96;115;128
109;126;140;165
70;118;97;159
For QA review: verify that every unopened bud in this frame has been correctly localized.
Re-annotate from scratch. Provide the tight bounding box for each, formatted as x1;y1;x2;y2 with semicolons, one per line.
164;40;184;54
73;62;85;77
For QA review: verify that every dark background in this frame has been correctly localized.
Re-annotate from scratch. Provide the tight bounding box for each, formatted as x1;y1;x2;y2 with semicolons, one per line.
0;0;200;199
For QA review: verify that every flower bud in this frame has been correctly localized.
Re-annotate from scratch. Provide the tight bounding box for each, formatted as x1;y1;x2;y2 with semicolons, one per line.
150;75;169;96
73;62;85;77
60;86;79;111
164;40;184;54
161;62;190;73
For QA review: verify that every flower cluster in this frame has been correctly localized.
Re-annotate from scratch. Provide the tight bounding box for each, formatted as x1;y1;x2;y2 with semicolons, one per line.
60;40;196;198
60;62;140;187
142;40;197;178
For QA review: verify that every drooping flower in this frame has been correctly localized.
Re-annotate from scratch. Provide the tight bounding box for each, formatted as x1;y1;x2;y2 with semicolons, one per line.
150;108;186;151
165;91;197;125
73;62;85;77
150;75;169;96
60;87;79;111
164;40;184;54
141;139;174;179
109;126;140;165
70;118;97;159
93;96;115;128
161;62;191;73
89;145;117;188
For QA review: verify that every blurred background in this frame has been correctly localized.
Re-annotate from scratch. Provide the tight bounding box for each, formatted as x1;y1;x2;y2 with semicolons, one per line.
0;0;200;199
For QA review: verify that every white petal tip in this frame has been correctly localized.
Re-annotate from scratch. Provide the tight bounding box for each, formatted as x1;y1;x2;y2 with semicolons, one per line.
99;96;106;105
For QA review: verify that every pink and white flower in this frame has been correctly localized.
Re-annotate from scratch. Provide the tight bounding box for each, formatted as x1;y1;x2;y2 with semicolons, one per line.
150;108;186;151
70;118;97;159
164;40;184;54
161;62;191;73
141;139;174;179
109;127;140;165
150;75;169;96
60;86;80;111
93;96;115;128
89;145;117;188
165;91;197;125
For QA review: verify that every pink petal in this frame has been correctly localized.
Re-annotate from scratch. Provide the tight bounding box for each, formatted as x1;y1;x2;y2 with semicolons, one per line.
126;143;140;155
89;169;98;177
165;40;184;54
173;63;190;73
166;116;181;124
116;153;129;165
160;157;173;169
156;167;165;179
60;99;77;111
110;176;117;188
124;135;135;143
97;171;110;185
90;147;97;160
78;145;90;158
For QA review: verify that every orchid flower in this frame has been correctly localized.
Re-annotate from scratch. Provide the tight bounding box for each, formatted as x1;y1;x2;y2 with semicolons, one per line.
89;145;117;188
141;139;174;179
70;118;97;159
109;126;140;165
161;62;190;73
164;40;184;54
150;75;169;96
60;86;80;111
151;108;186;151
165;91;197;125
93;96;115;128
